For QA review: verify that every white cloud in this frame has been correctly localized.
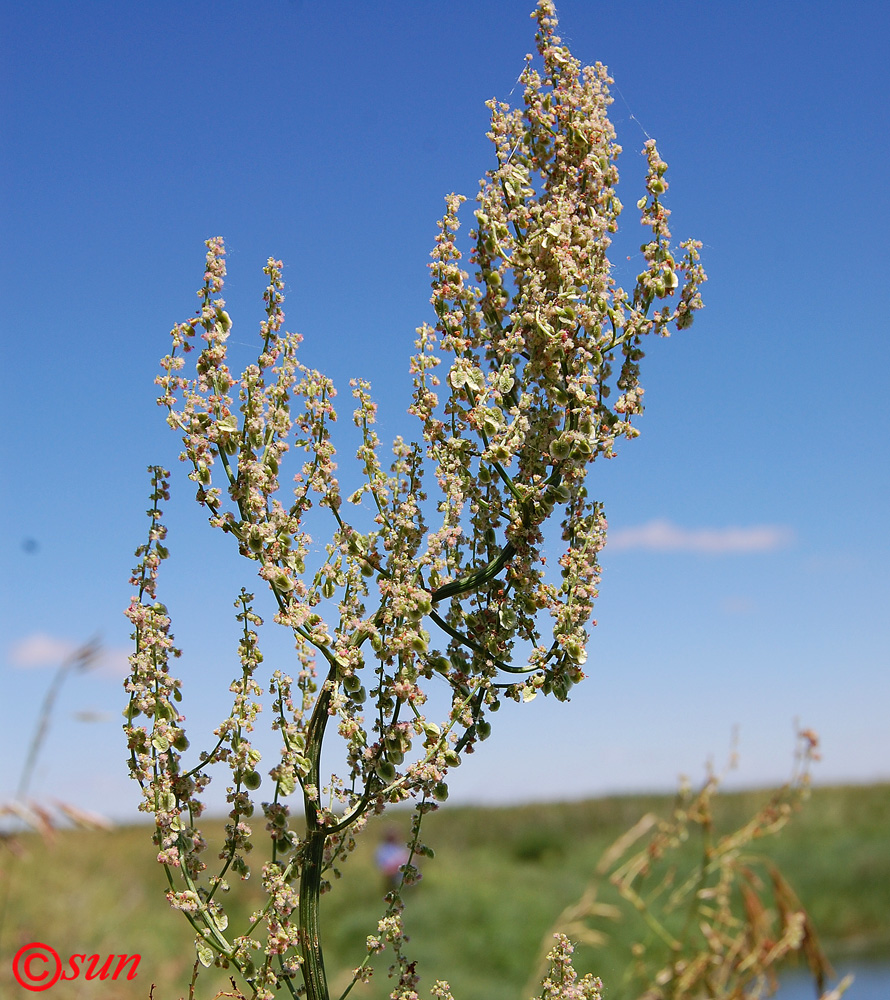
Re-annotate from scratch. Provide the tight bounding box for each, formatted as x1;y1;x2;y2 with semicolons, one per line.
7;633;80;667
97;647;132;678
606;519;794;554
721;596;758;615
7;634;131;677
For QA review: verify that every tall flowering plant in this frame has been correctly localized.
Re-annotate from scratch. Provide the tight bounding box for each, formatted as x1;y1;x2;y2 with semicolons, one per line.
125;4;705;998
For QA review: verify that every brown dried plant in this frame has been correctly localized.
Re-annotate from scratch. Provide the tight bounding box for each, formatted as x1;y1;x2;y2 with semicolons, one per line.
529;731;851;1000
0;638;112;954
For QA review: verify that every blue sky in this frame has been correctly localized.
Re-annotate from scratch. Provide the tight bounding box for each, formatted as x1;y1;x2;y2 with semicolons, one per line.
2;1;888;822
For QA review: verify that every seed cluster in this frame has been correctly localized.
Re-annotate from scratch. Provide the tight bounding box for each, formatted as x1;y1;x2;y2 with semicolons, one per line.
125;3;704;997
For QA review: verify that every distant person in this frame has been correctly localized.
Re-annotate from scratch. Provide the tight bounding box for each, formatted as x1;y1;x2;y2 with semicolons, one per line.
375;829;409;892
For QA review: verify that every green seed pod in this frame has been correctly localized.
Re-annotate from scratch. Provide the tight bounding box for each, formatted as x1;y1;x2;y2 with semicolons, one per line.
549;436;573;461
499;607;517;629
478;464;492;484
408;594;432;622
350;686;367;704
497;366;515;393
572;438;592;459
343;673;361;694
376;761;397;783
565;639;588;665
172;732;190;752
321;578;336;599
388;750;405;766
247;529;264;554
482;414;500;436
475;720;492;741
520;592;537;614
443;750;461;768
347;534;367;556
243;770;262;791
432;781;449;802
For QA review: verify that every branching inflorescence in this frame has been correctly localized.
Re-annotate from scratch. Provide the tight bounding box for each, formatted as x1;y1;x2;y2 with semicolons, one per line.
125;4;705;998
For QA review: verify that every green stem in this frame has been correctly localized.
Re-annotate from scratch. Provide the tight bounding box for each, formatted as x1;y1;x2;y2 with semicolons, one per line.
430;540;516;603
299;676;335;1000
299;827;329;1000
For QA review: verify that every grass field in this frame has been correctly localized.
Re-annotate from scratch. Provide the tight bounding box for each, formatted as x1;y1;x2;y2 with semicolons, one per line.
1;783;887;999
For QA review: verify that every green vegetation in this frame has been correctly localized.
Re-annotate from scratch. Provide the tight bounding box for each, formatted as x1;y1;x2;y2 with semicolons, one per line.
2;783;887;999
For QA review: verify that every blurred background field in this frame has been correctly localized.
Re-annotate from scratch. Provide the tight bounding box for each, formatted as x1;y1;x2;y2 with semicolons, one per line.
2;782;887;1000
